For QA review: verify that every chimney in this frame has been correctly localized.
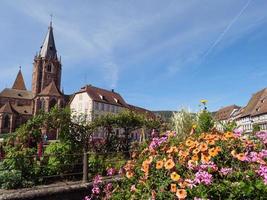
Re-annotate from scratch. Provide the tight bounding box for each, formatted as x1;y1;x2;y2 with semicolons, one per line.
111;89;114;93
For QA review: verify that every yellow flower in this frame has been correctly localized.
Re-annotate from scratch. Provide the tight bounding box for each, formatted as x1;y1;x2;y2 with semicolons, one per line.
176;189;187;199
156;160;164;169
200;99;208;104
170;183;177;193
164;159;175;170
170;172;180;181
185;139;195;147
126;171;134;179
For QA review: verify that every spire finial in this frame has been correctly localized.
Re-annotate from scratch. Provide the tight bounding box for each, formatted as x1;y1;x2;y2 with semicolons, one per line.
19;66;21;70
50;14;53;27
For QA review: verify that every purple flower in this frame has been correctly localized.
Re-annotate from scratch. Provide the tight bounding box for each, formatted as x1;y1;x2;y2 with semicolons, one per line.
149;136;167;150
219;167;233;176
256;165;267;185
107;168;116;176
104;183;113;192
92;186;101;195
233;128;243;137
194;171;213;185
93;175;102;186
185;179;196;189
256;131;267;144
199;162;218;171
84;196;91;200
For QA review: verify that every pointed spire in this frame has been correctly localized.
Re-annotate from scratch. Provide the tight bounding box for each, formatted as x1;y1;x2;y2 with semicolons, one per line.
12;67;27;90
39;21;57;59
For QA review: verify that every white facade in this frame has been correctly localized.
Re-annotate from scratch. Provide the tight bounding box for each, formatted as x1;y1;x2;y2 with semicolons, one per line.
236;114;267;133
70;92;125;122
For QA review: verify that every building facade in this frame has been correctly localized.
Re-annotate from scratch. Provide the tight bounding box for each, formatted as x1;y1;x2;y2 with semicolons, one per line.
235;88;267;133
0;22;64;136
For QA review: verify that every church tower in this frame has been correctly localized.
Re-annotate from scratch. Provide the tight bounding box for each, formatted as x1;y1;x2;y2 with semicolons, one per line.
32;22;62;96
32;22;64;116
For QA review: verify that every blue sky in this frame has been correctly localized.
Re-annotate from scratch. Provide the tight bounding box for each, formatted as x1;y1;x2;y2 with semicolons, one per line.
0;0;267;112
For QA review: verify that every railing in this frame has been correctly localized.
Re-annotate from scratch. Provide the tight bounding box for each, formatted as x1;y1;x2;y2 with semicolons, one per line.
0;151;128;189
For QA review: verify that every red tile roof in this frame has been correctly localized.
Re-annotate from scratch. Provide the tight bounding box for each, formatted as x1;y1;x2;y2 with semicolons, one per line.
12;69;27;90
78;85;128;107
39;81;62;97
241;88;267;117
215;105;241;121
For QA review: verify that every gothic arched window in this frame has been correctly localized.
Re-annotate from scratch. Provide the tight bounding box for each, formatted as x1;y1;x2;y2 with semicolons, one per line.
49;98;57;111
40;99;46;111
3;115;10;129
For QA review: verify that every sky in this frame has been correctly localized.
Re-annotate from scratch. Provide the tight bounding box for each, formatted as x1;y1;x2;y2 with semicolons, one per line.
0;0;267;112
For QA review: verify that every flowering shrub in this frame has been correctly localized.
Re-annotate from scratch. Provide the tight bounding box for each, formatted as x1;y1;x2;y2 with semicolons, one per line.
110;130;267;199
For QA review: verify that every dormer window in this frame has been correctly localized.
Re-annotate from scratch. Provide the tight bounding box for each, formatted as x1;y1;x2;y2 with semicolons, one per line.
256;107;260;112
114;98;118;103
261;99;265;103
99;94;103;100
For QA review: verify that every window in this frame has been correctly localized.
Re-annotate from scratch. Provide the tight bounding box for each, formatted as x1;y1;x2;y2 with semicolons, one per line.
101;103;104;111
94;102;98;110
3;115;10;129
47;64;52;72
49;99;57;110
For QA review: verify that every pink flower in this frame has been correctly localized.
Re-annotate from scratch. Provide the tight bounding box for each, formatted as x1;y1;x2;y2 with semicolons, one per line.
92;186;100;194
107;168;116;176
219;167;233;176
131;184;137;192
256;165;267;185
93;175;102;186
194;171;213;185
84;196;91;200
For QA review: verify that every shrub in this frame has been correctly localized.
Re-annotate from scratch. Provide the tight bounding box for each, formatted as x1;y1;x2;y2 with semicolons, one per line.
43;141;82;176
110;130;267;199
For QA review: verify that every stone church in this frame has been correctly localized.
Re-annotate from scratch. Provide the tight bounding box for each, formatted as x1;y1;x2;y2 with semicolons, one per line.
0;22;65;136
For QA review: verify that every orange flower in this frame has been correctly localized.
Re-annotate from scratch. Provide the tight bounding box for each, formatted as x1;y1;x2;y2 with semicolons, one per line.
224;131;234;139
201;153;211;163
170;172;180;181
179;150;189;158
176;189;187;199
236;153;246;161
192;154;199;161
215;146;221;152
199;143;208;152
156;160;164;169
147;156;153;164
164;159;175;170
167;146;178;154
185;139;195;147
231;150;237;157
193;148;200;155
170;184;177;193
142;163;149;173
208;147;219;157
126;171;134;179
207;139;215;145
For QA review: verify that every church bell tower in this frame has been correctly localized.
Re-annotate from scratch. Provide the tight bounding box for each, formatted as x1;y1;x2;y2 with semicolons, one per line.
32;22;62;97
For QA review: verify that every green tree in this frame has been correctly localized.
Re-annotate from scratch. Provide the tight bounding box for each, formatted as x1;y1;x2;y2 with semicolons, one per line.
197;110;214;133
